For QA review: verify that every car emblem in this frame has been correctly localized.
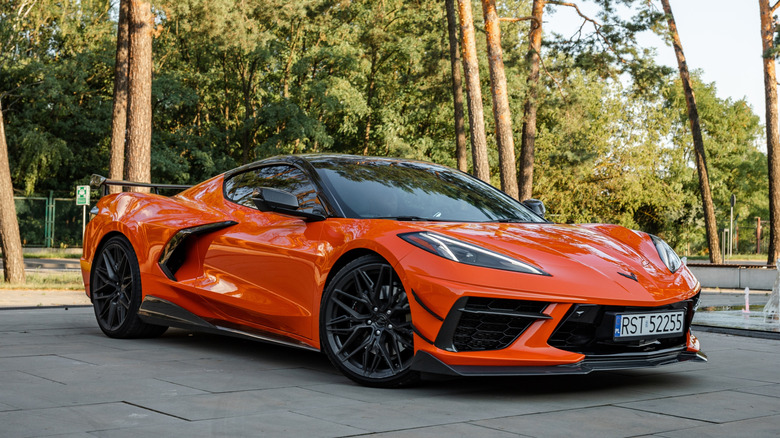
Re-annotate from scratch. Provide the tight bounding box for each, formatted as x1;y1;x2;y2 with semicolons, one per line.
575;310;586;317
618;271;638;282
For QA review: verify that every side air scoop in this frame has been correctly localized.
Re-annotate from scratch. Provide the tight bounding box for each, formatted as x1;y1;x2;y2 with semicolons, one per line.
158;221;238;281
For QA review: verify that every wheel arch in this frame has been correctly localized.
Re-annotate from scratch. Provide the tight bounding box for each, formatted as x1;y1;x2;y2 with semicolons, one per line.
86;230;135;300
322;248;386;294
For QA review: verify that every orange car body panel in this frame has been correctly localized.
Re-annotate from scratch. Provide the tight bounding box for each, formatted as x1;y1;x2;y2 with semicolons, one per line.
82;169;702;368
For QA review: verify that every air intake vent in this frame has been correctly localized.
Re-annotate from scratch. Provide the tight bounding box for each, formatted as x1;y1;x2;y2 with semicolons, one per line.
548;293;699;355
436;297;551;352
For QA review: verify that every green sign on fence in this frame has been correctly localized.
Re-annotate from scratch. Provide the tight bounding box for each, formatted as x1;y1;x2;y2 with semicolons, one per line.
76;185;90;206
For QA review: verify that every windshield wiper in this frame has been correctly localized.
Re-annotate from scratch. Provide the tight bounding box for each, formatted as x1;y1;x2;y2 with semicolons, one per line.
372;216;439;221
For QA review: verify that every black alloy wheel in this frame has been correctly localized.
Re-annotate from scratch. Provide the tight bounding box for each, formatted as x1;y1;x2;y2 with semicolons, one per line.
320;254;418;387
91;236;167;338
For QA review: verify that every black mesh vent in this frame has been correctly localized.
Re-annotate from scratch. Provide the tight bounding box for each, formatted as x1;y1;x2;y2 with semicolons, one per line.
451;298;549;352
548;293;699;356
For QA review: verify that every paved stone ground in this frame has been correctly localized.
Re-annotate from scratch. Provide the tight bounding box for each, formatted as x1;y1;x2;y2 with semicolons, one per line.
2;307;780;438
0;290;90;308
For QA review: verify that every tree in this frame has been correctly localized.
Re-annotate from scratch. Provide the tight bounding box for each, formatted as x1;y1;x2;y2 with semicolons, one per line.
445;0;468;173
125;0;154;186
0;0;42;284
481;0;519;199
519;0;545;200
109;0;130;191
661;0;721;263
457;0;490;182
0;98;25;283
759;0;780;264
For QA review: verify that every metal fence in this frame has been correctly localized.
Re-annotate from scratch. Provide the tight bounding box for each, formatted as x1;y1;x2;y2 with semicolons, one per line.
14;192;86;248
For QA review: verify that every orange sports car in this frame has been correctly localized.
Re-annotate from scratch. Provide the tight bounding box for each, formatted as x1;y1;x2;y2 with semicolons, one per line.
81;154;706;387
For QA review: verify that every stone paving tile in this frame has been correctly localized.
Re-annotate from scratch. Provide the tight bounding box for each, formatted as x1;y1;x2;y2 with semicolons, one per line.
471;405;708;438
155;366;345;393
58;346;222;367
0;355;92;372
735;383;780;398
0;376;206;410
34;434;96;438
618;390;780;423
381;387;655;423
605;368;768;398
304;380;474;404
0;308;93;330
0;342;125;359
0;402;183;438
656;414;780;438
351;422;527;438
127;386;364;421
88;411;366;438
693;348;780;369
23;363;157;386
692;363;780;385
288;402;463;433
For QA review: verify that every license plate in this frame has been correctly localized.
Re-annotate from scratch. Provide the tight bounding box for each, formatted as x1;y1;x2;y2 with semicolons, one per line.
613;310;685;340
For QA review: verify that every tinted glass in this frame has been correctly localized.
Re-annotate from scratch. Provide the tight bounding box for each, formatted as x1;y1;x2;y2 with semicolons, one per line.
313;159;543;222
225;165;324;213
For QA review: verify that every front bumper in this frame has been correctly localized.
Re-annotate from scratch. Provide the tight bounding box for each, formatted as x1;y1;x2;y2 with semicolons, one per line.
402;265;704;372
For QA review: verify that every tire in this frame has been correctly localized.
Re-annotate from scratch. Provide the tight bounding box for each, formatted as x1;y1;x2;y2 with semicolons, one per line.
91;235;167;339
320;254;419;387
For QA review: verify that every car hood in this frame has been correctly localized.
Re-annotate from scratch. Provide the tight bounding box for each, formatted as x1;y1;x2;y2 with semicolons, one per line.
413;222;698;303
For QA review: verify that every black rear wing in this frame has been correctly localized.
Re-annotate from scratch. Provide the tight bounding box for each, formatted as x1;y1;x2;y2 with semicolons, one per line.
90;174;192;197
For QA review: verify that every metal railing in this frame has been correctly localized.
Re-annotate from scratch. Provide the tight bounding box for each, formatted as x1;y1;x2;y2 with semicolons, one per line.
14;192;85;248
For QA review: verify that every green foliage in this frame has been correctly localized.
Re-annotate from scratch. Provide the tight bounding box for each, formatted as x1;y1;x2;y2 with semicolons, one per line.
0;0;770;258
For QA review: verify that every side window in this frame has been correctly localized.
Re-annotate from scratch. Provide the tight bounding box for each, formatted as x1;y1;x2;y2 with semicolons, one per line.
225;165;324;214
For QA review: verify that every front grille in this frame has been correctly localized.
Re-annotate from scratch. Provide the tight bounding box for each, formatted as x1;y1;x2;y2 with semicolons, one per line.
548;293;699;356
437;297;550;352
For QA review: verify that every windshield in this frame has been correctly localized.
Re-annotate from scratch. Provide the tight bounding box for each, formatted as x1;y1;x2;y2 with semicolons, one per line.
312;158;544;223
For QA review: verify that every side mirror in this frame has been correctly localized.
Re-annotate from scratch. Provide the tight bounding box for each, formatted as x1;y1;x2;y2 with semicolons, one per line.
252;188;326;222
522;198;546;219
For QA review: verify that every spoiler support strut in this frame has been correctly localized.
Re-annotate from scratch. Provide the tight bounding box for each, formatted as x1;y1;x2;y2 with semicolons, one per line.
90;174;192;196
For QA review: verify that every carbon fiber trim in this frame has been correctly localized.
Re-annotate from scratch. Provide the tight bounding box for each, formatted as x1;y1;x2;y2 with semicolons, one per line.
410;348;707;377
138;296;319;352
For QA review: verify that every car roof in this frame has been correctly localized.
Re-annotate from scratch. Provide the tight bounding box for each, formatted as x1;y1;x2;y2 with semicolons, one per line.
224;154;450;179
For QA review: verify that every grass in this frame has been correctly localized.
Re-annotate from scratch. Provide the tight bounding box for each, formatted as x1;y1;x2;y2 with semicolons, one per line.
23;251;82;259
0;272;84;290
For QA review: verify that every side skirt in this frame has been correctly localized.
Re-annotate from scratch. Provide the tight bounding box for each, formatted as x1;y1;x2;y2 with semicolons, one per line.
137;295;319;352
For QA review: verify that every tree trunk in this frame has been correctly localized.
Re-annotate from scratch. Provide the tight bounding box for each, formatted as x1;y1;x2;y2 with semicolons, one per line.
662;0;721;263
125;0;154;188
445;0;468;173
519;0;544;201
481;0;519;199
457;0;490;183
0;99;25;284
760;0;780;265
109;0;130;192
363;60;376;156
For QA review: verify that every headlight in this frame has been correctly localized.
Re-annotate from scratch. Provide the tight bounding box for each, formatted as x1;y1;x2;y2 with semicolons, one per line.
399;232;549;276
650;234;682;273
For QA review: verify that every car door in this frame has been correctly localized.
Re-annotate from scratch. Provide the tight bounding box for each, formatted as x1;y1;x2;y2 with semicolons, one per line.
201;164;328;340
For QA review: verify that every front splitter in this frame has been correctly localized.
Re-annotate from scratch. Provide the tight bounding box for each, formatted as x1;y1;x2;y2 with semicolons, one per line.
410;348;707;377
